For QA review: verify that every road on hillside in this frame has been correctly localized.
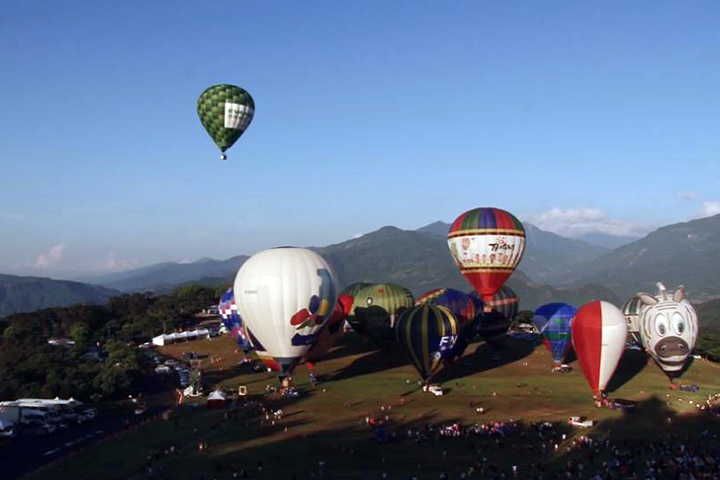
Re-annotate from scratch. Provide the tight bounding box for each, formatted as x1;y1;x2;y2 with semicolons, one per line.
1;397;171;479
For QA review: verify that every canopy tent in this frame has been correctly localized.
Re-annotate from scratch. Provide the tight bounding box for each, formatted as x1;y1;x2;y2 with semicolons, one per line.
207;390;227;408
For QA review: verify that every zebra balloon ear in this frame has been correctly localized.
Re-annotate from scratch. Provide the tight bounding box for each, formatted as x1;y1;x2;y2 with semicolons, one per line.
638;293;658;306
673;286;686;303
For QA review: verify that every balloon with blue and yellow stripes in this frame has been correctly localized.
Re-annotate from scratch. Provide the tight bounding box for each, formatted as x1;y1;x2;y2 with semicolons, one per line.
395;305;465;382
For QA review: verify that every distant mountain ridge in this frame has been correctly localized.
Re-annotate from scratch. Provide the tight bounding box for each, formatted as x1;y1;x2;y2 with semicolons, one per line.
558;213;720;301
83;255;249;293
414;220;608;284
0;274;118;317
63;214;720;309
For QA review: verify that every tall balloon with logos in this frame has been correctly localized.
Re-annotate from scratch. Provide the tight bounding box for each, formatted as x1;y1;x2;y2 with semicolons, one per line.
234;248;337;378
448;208;526;311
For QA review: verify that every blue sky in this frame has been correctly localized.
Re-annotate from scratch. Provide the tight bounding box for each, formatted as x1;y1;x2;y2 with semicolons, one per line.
1;1;719;277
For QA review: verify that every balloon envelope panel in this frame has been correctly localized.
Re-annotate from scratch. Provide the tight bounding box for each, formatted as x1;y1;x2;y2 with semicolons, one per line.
234;248;338;374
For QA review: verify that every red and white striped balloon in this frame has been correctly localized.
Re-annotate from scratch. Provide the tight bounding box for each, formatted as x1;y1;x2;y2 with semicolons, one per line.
572;301;627;398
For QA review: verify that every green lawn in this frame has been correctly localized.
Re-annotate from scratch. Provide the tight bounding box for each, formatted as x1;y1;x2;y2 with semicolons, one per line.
32;334;720;479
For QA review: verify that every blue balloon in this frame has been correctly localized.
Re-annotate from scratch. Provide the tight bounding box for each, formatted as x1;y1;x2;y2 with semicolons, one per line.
218;288;253;352
533;303;576;364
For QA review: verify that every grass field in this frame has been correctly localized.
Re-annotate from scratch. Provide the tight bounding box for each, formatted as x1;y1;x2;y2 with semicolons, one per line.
33;333;720;479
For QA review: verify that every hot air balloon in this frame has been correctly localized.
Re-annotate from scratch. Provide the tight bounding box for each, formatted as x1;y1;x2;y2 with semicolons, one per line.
341;282;374;333
572;301;627;403
395;305;463;383
470;286;519;343
448;208;525;311
352;284;414;349
218;288;253;353
637;283;698;377
622;296;644;347
197;84;254;160
304;294;353;369
533;303;576;366
234;248;337;378
416;288;477;324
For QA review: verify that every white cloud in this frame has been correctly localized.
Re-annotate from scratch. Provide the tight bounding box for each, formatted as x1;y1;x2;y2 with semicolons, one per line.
34;244;65;269
98;253;139;272
353;233;364;239
679;191;697;201
702;201;720;217
2;213;25;221
526;207;647;237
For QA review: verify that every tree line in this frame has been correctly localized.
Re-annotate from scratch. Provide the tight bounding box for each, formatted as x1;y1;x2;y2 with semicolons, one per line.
0;284;228;402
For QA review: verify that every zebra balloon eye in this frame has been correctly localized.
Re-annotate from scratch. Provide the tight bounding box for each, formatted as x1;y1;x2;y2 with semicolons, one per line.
655;314;668;337
673;313;685;335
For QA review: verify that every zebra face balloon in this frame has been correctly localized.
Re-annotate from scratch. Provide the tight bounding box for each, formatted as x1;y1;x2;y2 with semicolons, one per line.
638;283;698;375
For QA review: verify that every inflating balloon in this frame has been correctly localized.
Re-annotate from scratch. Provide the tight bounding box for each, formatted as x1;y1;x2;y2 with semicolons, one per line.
448;208;525;311
533;303;576;365
305;294;353;366
197;84;254;160
416;288;477;324
637;282;698;377
234;247;337;376
341;282;374;333
470;286;518;342
395;305;463;382
622;296;644;347
572;301;627;401
218;288;253;353
352;284;414;349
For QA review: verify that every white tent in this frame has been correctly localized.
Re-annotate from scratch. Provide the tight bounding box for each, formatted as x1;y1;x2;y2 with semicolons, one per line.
207;390;226;408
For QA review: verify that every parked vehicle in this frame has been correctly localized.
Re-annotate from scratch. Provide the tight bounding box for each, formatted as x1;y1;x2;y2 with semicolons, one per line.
31;422;56;436
155;365;172;374
134;404;148;415
77;408;97;423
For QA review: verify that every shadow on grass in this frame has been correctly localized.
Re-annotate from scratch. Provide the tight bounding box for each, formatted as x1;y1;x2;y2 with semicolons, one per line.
433;337;535;384
164;410;584;480
326;347;410;382
605;348;648;394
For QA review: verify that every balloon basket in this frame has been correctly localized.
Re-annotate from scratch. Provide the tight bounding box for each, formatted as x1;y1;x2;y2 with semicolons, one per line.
220;154;227;160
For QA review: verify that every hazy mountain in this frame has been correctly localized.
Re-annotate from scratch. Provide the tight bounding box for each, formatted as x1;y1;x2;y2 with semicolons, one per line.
575;232;641;250
413;221;608;284
314;226;618;311
696;298;720;334
0;274;118;317
85;255;249;293
559;214;720;301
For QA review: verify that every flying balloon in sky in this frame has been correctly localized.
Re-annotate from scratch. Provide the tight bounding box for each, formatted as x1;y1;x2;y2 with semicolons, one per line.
234;247;337;378
448;207;525;311
197;84;254;160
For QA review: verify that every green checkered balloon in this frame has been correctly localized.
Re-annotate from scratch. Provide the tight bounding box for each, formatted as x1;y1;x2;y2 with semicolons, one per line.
197;84;255;159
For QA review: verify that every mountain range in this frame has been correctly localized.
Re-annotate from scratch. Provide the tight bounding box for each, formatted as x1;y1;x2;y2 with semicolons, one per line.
2;213;719;316
0;274;118;317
